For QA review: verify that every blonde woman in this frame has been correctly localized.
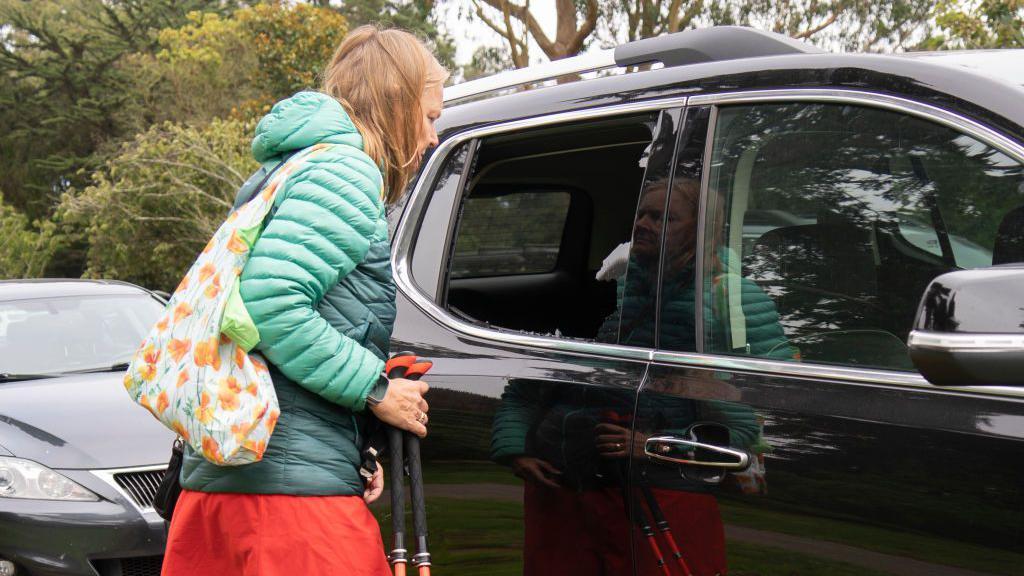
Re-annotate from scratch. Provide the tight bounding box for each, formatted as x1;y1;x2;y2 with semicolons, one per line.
161;26;447;575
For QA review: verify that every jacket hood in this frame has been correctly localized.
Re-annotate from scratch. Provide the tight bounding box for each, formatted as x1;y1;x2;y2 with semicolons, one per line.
252;91;365;163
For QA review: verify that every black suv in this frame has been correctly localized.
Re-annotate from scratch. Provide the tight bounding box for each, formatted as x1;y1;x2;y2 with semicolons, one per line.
387;27;1024;576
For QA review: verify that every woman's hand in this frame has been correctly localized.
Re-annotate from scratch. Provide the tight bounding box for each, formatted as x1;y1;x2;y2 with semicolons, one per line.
369;377;430;437
595;422;646;459
511;456;562;488
363;465;384;504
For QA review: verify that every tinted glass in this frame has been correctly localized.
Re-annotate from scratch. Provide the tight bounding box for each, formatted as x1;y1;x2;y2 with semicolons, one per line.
411;141;472;298
702;102;1024;370
0;295;163;375
444;112;659;339
652;106;710;353
597;108;685;347
450;191;571;279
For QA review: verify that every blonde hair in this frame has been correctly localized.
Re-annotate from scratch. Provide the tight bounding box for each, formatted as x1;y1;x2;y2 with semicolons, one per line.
322;25;448;205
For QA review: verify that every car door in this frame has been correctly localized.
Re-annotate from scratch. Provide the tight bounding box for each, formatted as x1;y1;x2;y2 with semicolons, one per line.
632;94;1024;576
388;101;687;575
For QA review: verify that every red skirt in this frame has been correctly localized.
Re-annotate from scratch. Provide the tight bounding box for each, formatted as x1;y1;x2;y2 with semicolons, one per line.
162;489;391;576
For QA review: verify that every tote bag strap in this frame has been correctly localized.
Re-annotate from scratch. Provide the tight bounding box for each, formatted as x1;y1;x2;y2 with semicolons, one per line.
239;150;300;218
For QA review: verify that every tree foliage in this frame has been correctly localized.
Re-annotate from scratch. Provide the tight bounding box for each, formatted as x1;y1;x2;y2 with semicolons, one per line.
925;0;1024;48
0;0;237;218
326;0;457;70
0;193;63;280
59;118;257;290
471;0;600;66
131;3;349;124
470;0;937;67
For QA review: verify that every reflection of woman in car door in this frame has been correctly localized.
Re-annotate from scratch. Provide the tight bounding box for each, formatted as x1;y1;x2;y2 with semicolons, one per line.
490;178;791;575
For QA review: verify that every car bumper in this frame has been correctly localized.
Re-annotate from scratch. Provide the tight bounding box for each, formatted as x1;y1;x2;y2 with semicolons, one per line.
0;469;166;576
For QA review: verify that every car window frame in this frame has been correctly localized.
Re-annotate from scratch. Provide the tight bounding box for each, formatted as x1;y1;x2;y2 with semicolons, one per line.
391;90;1024;398
393;97;689;362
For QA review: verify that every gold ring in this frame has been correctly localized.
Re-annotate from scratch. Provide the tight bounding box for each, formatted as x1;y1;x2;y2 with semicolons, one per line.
417;412;428;424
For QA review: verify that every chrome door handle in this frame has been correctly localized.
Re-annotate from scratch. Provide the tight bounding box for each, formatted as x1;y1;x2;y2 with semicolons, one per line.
644;435;751;470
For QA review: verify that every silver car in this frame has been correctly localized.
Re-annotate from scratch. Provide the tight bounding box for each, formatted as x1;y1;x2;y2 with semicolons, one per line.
0;280;173;576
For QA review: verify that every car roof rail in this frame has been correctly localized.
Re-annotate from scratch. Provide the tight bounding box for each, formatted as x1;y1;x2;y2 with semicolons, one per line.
445;26;822;104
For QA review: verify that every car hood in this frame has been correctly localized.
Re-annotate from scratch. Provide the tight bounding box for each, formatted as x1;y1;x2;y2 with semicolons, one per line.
0;372;174;470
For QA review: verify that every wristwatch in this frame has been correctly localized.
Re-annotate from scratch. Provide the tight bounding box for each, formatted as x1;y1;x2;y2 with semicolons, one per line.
365;373;389;408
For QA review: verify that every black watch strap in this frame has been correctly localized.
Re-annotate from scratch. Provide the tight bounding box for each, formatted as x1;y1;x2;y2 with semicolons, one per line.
366;373;389;407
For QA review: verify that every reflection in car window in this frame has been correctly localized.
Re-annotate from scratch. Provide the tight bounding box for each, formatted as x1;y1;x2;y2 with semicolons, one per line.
0;295;163;376
702;102;1024;370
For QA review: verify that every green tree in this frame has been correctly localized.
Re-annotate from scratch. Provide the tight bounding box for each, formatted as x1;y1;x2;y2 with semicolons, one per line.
52;2;351;285
59;118;257;290
0;193;63;279
470;0;600;66
924;0;1024;49
463;45;514;80
307;0;456;70
0;0;237;218
131;3;349;125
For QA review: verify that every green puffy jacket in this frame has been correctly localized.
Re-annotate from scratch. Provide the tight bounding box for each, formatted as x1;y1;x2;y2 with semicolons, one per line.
181;91;396;496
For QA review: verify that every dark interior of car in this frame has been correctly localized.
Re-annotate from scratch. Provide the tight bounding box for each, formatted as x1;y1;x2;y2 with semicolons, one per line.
444;113;657;339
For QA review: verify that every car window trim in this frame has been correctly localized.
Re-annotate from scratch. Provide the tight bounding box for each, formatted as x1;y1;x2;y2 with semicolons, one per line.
392;91;1024;397
689;89;1024;163
692;105;718;354
438;138;479;305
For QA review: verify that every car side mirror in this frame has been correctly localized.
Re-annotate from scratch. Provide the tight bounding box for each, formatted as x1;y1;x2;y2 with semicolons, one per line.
908;266;1024;386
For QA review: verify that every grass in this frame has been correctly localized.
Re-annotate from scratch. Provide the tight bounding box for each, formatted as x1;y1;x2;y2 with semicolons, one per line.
727;540;894;576
371;495;973;576
422;460;521;486
719;497;1024;575
373;458;1024;575
373;497;523;576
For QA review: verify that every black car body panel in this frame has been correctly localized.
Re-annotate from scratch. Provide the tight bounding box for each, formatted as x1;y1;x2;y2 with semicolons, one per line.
390;42;1024;576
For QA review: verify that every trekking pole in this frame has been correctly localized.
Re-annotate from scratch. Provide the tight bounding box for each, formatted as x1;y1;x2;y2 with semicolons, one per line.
388;423;407;576
403;360;434;576
385;354;418;576
640;481;693;576
385;354;434;576
630;487;673;576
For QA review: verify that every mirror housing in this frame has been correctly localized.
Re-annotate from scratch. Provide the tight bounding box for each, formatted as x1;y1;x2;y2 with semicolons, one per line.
908;265;1024;386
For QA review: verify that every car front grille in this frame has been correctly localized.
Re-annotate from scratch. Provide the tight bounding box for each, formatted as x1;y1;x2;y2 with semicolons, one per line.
92;556;163;576
113;469;166;509
120;556;164;576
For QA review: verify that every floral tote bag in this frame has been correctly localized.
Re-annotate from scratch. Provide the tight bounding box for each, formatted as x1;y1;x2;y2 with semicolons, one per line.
124;144;331;465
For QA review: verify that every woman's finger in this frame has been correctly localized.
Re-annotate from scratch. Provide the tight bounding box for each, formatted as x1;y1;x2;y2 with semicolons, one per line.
364;468;384;503
409;420;428;438
536;459;562;475
418;399;429;413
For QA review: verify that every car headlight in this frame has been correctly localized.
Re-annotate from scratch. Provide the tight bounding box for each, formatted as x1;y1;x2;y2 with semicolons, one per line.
0;457;99;501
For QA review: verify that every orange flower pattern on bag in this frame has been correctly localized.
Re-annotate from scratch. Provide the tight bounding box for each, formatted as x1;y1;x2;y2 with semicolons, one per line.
123;144;331;466
167;338;191;363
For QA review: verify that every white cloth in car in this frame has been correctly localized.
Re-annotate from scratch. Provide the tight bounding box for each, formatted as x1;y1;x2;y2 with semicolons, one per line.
596;241;631;281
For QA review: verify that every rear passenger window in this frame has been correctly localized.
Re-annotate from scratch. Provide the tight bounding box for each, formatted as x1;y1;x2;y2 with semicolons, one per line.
696;102;1024;371
450;191;570;279
443;112;661;340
